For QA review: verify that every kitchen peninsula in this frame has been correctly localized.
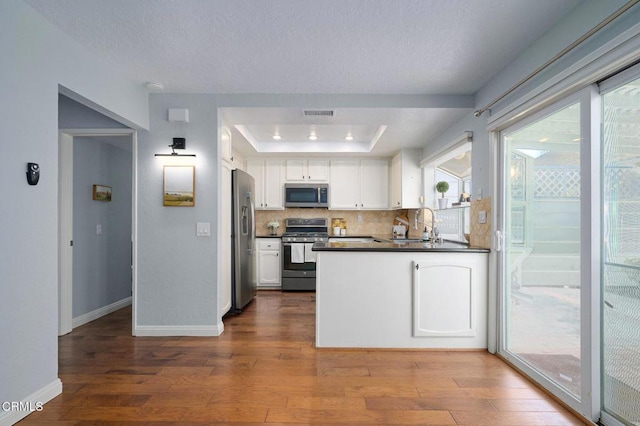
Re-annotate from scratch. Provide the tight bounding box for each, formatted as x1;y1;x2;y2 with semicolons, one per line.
313;240;489;349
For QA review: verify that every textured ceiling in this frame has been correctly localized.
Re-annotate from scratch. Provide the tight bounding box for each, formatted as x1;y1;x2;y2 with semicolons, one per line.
25;0;582;155
25;0;580;94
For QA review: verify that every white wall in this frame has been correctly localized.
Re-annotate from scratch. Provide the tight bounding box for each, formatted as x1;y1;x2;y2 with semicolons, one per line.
135;94;221;334
73;138;132;318
59;94;128;129
0;0;147;416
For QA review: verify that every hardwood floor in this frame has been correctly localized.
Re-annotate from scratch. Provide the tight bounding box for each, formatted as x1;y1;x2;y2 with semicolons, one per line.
20;291;586;425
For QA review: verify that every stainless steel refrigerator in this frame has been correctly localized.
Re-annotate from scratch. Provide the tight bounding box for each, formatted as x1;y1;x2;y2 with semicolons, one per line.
231;169;257;312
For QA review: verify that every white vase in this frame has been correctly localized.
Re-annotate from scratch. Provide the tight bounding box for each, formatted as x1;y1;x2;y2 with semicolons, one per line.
437;198;448;209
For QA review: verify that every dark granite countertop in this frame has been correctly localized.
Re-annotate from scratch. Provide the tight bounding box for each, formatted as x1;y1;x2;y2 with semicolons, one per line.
313;239;490;253
256;234;282;238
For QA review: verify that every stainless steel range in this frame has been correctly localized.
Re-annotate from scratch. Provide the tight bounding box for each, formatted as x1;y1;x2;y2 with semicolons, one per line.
281;218;329;291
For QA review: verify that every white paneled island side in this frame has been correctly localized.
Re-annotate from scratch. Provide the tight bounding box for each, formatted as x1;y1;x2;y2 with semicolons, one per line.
313;241;489;349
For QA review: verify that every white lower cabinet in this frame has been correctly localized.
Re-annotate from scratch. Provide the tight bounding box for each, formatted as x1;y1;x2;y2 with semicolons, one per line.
412;254;486;338
257;238;281;288
315;250;487;348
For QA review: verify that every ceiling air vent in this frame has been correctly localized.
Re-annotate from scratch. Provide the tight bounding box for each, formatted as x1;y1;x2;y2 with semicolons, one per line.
303;110;334;117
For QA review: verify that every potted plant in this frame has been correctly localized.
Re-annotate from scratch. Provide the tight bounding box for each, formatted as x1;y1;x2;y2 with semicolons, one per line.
436;181;449;209
267;221;280;236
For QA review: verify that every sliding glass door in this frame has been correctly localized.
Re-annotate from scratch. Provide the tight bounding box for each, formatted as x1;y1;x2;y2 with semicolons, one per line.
500;98;585;407
600;70;640;426
494;60;640;424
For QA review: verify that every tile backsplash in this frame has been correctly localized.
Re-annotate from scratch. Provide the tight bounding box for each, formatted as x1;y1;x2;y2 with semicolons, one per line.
256;208;424;238
470;197;492;249
257;200;492;249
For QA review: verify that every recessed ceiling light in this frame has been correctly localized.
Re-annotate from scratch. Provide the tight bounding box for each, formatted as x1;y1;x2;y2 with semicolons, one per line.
308;132;318;141
273;133;282;140
572;137;581;142
345;133;354;141
539;137;549;142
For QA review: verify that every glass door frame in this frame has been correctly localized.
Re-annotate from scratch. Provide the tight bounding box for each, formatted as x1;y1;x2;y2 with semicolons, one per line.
597;62;640;426
492;86;601;421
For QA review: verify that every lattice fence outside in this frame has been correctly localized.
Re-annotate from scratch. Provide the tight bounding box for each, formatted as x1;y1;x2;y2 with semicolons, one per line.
605;168;640;201
534;167;580;198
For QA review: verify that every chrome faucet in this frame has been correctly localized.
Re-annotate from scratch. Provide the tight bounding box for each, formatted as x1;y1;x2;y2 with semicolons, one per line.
414;208;437;240
424;207;437;240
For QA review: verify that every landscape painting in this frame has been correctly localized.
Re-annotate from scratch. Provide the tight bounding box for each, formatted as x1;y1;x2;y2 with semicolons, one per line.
92;184;112;202
163;165;195;207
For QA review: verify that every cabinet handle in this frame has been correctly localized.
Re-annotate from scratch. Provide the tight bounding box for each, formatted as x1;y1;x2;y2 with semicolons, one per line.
276;253;279;256
355;203;358;207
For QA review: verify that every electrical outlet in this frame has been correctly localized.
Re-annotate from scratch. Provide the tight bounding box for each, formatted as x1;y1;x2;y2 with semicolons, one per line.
357;214;363;223
479;211;487;224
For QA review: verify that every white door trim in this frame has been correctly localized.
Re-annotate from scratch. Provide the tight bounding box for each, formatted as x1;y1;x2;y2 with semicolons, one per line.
58;132;73;336
57;128;137;336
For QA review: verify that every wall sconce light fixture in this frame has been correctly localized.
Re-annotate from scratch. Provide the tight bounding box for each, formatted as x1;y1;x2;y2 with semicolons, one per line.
154;138;196;157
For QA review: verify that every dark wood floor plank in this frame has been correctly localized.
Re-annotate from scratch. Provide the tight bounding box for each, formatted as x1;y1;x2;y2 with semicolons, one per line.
18;291;584;425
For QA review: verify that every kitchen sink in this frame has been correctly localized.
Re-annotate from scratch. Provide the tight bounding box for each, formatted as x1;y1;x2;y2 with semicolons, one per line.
391;239;426;243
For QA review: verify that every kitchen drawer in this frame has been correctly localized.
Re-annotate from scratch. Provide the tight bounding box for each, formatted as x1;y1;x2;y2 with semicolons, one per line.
258;239;281;250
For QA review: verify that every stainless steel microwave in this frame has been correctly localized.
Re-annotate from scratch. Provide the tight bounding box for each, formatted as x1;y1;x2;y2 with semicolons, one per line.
284;183;329;208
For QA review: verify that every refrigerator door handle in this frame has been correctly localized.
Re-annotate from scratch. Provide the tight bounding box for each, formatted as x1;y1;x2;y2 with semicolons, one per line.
247;191;255;255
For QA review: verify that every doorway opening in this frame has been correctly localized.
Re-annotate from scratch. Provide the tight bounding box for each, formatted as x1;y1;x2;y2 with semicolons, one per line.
58;129;137;336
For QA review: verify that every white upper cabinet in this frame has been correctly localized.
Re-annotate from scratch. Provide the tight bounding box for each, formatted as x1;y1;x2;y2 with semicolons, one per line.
329;159;388;210
246;159;284;210
329;160;360;209
360;159;389;209
285;159;329;182
390;149;422;209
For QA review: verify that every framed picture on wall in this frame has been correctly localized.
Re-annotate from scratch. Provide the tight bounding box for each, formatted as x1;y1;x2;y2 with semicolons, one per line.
163;165;195;207
92;184;112;202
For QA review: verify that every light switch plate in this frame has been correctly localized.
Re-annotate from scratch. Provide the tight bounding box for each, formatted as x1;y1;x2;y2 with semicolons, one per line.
479;211;487;224
196;222;211;237
96;224;102;235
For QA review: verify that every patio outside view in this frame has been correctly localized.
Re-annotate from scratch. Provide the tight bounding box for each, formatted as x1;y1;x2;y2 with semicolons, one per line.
505;80;640;426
